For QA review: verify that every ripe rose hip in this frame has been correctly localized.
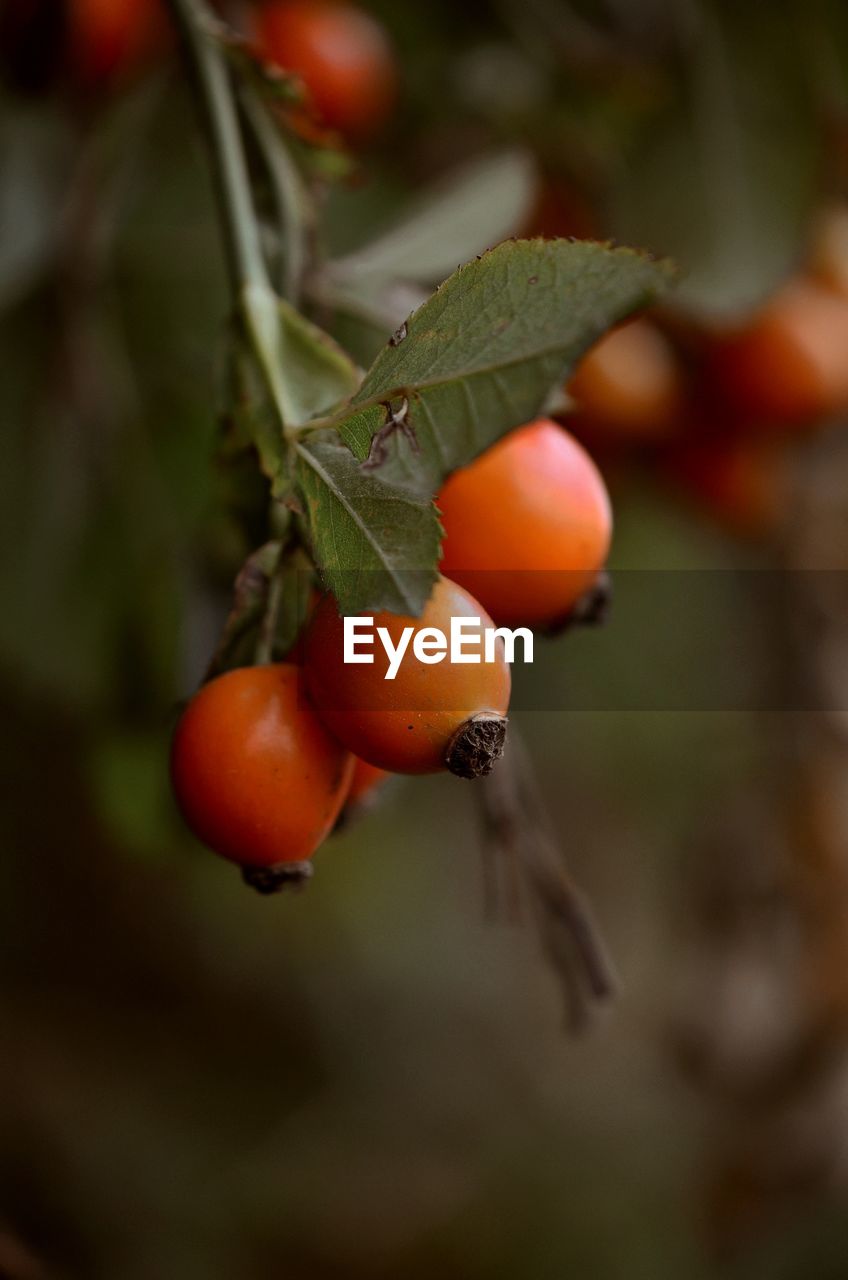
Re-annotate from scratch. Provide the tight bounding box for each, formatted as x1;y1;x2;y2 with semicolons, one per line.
568;318;684;442
304;576;511;777
171;663;353;888
68;0;167;88
255;0;397;139
706;279;848;430
437;418;612;628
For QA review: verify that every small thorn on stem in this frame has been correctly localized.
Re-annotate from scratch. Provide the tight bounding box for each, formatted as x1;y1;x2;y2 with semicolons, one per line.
241;860;314;894
446;713;508;779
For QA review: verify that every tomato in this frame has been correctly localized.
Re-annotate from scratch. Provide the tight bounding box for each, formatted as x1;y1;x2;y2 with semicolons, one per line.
171;664;353;878
567;317;684;442
303;576;511;777
706;279;848;429
68;0;167;88
437;418;612;628
255;0;396;139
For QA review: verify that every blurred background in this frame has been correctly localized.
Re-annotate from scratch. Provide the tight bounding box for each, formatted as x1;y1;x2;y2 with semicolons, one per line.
3;0;848;1276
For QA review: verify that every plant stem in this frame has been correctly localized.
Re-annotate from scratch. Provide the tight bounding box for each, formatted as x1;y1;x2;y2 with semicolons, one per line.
254;544;286;664
166;0;296;429
240;84;311;304
165;0;268;295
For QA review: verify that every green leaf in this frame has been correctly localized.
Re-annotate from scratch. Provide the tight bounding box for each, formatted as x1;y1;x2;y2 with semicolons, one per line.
310;278;429;368
294;432;442;615
272;295;362;425
327;150;538;287
331;403;385;461
225;298;361;490
607;4;819;320
271;563;315;658
335;238;674;490
226;335;287;483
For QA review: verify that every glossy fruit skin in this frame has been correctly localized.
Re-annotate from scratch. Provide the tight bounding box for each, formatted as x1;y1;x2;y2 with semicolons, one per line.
171;664;354;867
568;318;683;441
69;0;166;87
303;577;511;775
282;597;388;801
706;279;848;429
437;418;612;628
255;0;396;139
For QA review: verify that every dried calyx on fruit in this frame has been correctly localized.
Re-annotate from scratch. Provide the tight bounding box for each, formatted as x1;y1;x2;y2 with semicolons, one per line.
303;577;511;777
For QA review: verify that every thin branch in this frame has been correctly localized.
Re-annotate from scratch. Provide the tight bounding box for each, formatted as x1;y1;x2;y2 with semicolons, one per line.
254;542;286;664
165;0;269;296
166;0;306;433
240;84;311;303
475;729;617;1030
511;733;618;1001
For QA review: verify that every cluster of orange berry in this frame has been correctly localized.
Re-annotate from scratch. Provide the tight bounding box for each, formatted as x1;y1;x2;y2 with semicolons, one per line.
560;207;848;535
0;0;169;93
3;0;397;133
172;418;612;888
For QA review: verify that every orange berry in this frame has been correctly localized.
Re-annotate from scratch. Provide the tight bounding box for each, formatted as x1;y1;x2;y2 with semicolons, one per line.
171;664;353;872
706;279;848;430
255;0;396;139
568;318;684;441
437;418;612;627
346;757;389;804
304;577;511;777
666;435;790;538
68;0;167;88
